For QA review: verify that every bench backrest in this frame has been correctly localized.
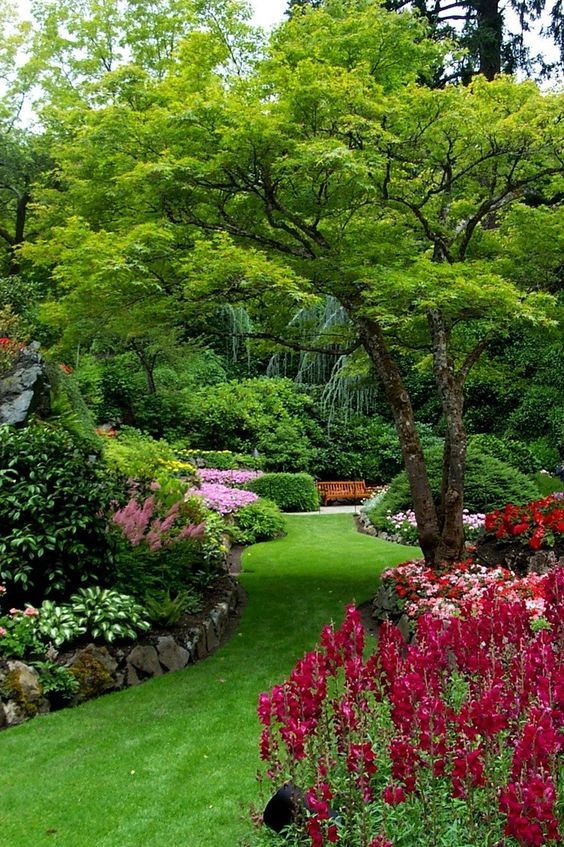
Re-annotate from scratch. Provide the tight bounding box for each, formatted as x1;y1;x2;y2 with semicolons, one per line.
317;481;368;493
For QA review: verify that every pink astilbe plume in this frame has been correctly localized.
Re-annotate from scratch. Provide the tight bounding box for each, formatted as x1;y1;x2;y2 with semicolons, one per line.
112;496;204;551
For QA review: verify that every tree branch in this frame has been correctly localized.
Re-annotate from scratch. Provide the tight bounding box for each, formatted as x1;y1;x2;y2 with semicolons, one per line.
206;327;361;357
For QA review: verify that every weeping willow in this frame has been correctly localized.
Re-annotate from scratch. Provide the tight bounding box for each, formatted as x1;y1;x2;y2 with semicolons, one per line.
217;297;380;418
217;304;254;368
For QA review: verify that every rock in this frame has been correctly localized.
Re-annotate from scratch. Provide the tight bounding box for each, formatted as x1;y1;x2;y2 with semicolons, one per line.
209;603;229;638
0;342;51;425
125;663;141;686
127;645;162;677
156;636;190;672
203;618;220;653
3;661;49;720
194;627;209;661
67;645;118;702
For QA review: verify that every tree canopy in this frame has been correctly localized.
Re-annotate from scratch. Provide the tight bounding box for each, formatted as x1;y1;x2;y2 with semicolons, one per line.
1;0;563;563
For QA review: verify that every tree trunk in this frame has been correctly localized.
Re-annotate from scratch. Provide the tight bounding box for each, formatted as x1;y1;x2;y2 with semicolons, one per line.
427;309;466;562
356;316;443;564
8;193;30;276
475;0;502;80
132;346;158;395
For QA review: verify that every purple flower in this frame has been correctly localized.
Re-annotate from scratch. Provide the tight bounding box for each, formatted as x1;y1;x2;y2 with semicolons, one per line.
197;468;263;488
186;482;258;514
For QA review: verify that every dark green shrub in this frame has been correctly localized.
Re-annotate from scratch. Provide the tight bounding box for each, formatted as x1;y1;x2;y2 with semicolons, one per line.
467;434;542;475
114;538;206;600
182;378;322;471
367;444;540;527
232;498;286;544
0;424;122;605
246;473;319;512
315;414;402;482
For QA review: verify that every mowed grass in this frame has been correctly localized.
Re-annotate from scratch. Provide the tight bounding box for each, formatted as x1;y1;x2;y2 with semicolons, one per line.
0;515;416;847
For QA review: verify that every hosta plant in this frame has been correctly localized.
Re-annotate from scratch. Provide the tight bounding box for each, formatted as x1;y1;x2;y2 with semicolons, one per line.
254;569;563;847
36;600;86;647
69;587;150;643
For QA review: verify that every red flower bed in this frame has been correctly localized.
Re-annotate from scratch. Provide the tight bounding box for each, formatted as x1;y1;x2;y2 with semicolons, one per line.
485;496;564;550
257;568;563;847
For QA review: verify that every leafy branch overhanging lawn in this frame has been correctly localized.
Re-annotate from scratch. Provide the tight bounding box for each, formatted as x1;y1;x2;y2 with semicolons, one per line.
0;515;415;847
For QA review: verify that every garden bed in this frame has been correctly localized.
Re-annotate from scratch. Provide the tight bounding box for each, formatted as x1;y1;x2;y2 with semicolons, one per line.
0;575;241;729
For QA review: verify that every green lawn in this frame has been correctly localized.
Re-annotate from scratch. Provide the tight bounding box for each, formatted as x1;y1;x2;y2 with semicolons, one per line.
0;515;416;847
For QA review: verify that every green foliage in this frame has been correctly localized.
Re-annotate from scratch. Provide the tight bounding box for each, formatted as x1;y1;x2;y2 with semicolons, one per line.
47;363;102;451
0;611;44;659
527;438;560;472
144;588;203;627
368;445;540;525
533;472;564;496
180;449;264;471
103;427;186;480
0;424;122;604
183;379;322;472
33;661;80;702
231;499;287;545
69;587;150;643
467;433;542;475
246;473;319;513
315;414;413;482
37;599;85;647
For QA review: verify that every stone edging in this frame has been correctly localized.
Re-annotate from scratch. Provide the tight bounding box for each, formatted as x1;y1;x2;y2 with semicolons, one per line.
0;578;240;730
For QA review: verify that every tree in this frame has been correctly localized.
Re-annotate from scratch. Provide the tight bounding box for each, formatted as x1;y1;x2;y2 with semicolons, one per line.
287;0;564;81
23;0;563;564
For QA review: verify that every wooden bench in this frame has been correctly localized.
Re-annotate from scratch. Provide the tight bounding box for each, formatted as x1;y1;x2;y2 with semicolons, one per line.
316;480;374;505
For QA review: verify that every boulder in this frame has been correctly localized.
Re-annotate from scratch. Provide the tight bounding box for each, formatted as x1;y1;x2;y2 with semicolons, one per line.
0;342;51;425
2;661;49;721
67;645;118;702
127;645;162;678
156;636;190;672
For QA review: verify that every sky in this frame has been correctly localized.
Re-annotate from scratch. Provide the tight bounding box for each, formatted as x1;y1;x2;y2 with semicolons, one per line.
250;0;288;28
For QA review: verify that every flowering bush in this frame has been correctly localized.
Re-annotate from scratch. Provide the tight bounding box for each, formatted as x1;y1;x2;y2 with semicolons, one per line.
484;496;564;551
378;559;550;621
185;482;258;515
256;571;563;847
197;467;263;487
112;496;205;551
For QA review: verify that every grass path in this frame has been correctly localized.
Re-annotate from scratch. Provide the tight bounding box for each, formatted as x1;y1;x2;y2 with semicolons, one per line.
0;515;415;847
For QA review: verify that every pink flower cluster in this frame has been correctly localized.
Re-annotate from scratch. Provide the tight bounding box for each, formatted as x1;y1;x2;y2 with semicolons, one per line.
112;496;204;551
197;468;263;487
258;570;563;847
186;482;258;515
381;558;550;620
386;508;485;541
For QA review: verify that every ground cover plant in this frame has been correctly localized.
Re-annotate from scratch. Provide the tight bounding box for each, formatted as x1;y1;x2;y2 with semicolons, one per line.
255;571;563;847
0;515;416;847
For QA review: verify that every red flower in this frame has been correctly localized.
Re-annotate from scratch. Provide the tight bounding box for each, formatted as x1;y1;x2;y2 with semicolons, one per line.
382;784;406;805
